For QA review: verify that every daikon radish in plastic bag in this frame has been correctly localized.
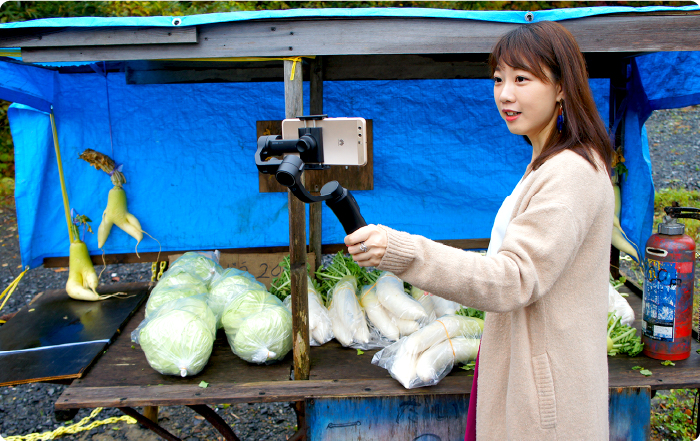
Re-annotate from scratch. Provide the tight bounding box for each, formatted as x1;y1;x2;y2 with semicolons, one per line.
283;277;333;346
376;272;427;321
372;314;484;388
359;284;400;341
327;275;370;347
132;295;216;377
415;336;480;383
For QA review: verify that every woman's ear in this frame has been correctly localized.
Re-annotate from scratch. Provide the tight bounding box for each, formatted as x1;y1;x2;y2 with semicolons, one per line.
556;84;565;103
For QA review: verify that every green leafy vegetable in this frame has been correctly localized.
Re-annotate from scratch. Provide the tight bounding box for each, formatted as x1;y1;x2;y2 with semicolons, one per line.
631;366;643;370
199;381;209;388
661;360;675;366
269;255;321;301
357;349;364;356
459;361;477;371
316;252;380;299
640;369;652;376
457;307;485;320
607;312;643;357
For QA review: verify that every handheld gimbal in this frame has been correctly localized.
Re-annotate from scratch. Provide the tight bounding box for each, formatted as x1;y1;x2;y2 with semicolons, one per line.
255;115;367;234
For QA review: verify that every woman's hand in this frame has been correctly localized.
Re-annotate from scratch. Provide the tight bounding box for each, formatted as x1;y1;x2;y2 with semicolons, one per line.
345;225;388;267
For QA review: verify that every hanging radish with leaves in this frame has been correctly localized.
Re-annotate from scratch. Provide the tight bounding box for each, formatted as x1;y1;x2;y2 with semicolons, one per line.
65;210;101;301
79;149;155;256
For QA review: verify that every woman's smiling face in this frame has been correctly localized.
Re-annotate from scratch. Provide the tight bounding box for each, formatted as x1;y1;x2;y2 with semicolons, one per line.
493;64;564;153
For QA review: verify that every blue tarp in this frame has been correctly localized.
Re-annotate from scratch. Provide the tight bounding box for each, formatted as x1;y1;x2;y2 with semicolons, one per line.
1;7;700;269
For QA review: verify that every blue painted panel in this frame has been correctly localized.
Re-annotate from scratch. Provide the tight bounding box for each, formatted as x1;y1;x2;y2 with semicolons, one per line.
306;394;469;441
608;386;651;441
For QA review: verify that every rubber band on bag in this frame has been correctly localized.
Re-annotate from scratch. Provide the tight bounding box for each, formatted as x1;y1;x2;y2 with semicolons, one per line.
437;319;456;359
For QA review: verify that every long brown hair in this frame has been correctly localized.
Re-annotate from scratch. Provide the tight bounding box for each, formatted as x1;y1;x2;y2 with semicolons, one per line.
489;21;613;174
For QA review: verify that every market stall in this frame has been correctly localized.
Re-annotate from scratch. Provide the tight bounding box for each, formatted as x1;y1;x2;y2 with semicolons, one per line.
0;5;699;440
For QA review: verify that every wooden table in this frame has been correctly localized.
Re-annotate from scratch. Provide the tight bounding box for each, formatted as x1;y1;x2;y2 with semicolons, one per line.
55;286;700;440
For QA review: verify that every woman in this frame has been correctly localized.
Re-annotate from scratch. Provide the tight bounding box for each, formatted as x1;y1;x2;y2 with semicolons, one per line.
346;21;614;440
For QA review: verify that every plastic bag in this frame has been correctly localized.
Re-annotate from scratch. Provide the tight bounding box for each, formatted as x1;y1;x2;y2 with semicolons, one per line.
169;251;223;287
372;314;483;389
283;277;333;346
131;295;216;377
145;284;207;318
220;290;292;364
375;272;428;321
232;305;292;364
326;275;371;348
410;286;462;319
154;266;208;294
207;268;266;328
608;282;635;326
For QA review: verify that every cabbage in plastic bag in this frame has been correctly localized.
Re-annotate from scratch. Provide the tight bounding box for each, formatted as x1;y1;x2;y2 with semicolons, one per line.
221;289;283;338
372;314;483;388
154;266;208;293
326;275;371;348
169;251;223;286
132;295;216;377
208;271;266;328
231;305;292;364
283;277;333;346
145;284;206;318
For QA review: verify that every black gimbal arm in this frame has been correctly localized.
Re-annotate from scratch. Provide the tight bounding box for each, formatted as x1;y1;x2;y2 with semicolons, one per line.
255;126;367;234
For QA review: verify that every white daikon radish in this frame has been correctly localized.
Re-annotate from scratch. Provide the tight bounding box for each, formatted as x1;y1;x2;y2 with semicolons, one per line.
432;295;463;317
410;286;436;318
415;337;480;383
327;275;370;346
360;285;400;341
308;280;333;346
376;272;427;321
402;315;483;356
394;316;420;336
389;347;419;387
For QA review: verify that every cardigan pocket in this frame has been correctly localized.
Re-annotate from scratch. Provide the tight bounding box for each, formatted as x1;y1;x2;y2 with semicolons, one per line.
532;353;557;429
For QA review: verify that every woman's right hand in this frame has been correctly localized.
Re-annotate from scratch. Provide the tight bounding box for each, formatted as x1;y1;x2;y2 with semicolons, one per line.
344;225;388;268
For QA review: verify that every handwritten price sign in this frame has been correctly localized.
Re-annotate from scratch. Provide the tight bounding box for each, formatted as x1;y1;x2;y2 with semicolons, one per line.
168;252;316;289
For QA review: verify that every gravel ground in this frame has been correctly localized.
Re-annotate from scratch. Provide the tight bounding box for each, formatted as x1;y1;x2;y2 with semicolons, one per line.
0;105;699;440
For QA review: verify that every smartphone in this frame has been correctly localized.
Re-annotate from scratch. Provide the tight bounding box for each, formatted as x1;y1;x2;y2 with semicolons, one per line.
282;117;367;166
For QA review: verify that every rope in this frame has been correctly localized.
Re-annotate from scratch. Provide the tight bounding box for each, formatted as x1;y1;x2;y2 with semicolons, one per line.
3;407;136;441
49;109;74;243
0;267;29;314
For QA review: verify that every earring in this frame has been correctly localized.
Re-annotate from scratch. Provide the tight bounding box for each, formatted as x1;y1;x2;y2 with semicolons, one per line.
557;101;565;132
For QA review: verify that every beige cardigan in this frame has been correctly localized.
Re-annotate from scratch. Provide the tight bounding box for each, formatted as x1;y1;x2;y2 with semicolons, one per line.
378;150;613;440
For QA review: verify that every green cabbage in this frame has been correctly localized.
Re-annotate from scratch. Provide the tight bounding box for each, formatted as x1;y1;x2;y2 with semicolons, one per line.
155;267;208;292
145;284;206;318
231;305;292;364
221;290;283;338
208;274;266;328
134;296;216;376
169;252;223;285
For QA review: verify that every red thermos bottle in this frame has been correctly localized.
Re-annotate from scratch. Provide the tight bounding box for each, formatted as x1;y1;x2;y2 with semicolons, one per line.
642;207;698;360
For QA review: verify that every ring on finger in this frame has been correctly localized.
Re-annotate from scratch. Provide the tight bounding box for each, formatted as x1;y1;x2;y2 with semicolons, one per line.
360;241;368;253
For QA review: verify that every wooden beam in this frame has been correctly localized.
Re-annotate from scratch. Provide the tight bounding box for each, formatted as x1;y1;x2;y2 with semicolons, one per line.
309;56;324;274
285;59;311;382
20;13;700;63
0;26;196;47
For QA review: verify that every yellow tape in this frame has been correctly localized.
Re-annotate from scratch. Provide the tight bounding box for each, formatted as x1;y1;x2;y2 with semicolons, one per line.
4;407;136;441
0;267;29;313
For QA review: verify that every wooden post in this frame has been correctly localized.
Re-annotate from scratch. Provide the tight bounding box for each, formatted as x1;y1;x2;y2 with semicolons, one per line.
309;56;324;273
143;405;158;423
284;59;310;382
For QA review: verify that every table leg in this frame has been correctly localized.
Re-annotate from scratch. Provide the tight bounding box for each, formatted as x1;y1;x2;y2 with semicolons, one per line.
188;404;241;441
118;407;181;441
143;405;158;423
608;386;651;441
